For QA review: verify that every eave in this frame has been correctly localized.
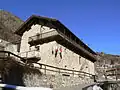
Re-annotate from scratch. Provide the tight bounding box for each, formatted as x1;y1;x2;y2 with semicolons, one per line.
28;30;97;62
15;15;97;62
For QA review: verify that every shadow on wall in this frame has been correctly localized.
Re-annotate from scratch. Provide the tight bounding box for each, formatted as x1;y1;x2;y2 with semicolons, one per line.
2;57;25;86
1;57;42;86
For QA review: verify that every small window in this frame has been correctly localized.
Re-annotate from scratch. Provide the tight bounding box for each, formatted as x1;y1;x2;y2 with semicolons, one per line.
35;45;40;51
17;44;20;52
79;56;81;64
62;74;70;77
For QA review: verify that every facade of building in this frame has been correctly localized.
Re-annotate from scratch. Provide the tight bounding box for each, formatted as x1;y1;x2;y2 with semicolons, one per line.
15;15;97;76
0;11;97;88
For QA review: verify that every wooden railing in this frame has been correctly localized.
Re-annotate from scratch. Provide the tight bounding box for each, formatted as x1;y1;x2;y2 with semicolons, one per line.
0;51;96;79
105;65;120;80
0;51;25;60
28;30;58;42
27;30;96;62
35;63;95;78
18;50;40;58
57;31;97;62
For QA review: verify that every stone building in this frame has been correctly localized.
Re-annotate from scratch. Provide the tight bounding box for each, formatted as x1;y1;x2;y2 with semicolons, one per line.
15;15;97;76
0;14;98;88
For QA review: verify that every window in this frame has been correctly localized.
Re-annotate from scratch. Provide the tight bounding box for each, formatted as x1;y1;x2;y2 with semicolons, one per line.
35;45;40;51
79;56;81;64
17;44;20;52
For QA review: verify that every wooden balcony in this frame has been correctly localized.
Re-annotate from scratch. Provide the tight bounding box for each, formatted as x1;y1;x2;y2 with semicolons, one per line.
28;30;59;45
28;30;96;62
56;32;97;62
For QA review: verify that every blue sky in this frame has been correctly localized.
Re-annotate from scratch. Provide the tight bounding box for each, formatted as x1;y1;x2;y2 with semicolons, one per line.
1;0;120;55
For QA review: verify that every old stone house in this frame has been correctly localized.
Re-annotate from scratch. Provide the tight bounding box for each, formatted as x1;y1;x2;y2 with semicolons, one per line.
15;15;97;76
0;14;98;88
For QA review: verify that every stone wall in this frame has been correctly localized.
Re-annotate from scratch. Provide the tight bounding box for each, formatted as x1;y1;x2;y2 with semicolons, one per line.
19;24;95;75
1;57;42;86
0;57;94;89
20;24;56;53
24;73;94;89
0;38;18;54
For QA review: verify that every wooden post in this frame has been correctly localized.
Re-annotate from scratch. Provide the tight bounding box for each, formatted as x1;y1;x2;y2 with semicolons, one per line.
45;66;46;75
115;68;117;81
26;52;28;57
93;75;96;82
58;69;60;74
73;68;74;77
8;52;10;57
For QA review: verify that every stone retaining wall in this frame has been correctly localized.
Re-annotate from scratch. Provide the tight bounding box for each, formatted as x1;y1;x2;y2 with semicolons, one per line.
0;57;94;89
24;74;94;89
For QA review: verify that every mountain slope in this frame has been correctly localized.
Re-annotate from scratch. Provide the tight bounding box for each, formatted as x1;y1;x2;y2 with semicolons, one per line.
0;10;24;43
95;52;120;80
0;10;23;32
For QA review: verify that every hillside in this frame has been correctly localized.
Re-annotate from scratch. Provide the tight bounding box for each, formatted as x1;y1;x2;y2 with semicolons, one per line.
0;10;23;32
0;10;24;43
95;52;120;80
